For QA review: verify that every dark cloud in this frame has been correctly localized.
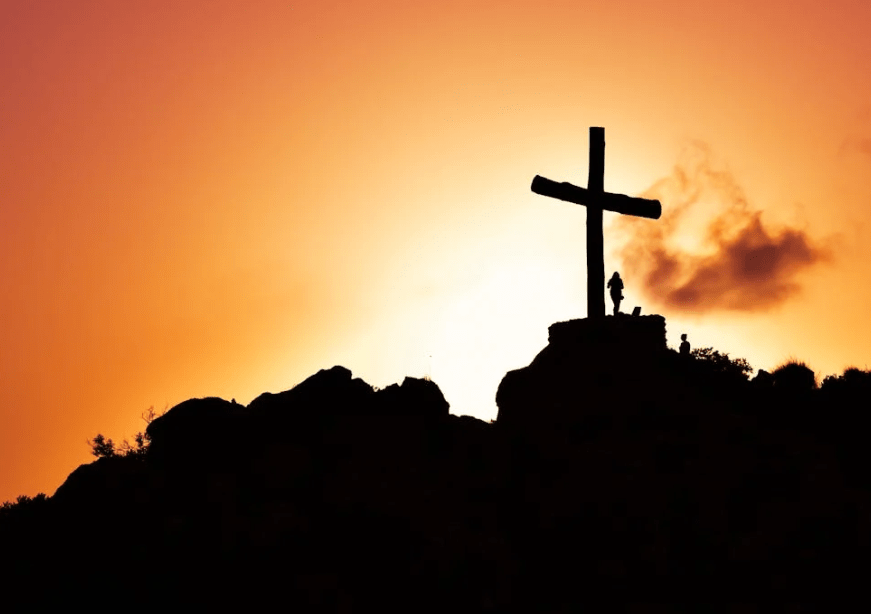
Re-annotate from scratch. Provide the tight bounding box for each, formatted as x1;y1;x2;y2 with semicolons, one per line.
615;142;831;313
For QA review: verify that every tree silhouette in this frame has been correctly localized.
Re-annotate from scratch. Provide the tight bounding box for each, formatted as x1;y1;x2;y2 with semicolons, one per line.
690;346;753;379
87;407;159;459
88;433;116;458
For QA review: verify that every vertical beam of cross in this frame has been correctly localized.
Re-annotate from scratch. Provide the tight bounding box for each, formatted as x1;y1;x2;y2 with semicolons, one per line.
586;127;605;319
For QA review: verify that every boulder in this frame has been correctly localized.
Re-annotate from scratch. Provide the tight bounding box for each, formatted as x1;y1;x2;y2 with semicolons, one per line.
374;376;450;419
496;314;670;428
247;365;376;422
52;455;149;510
146;396;242;461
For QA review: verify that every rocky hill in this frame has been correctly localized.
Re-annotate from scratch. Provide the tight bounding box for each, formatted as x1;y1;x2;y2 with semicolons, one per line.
3;315;871;609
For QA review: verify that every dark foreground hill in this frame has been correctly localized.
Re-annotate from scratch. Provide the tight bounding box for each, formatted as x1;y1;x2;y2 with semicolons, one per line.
4;315;871;609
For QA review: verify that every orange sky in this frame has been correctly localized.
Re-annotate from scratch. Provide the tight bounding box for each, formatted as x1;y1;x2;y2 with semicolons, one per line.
3;0;871;503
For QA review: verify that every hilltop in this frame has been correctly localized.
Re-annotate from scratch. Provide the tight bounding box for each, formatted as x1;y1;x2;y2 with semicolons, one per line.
3;314;871;609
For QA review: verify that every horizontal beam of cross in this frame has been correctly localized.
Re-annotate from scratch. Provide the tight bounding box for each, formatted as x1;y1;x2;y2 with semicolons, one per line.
531;175;662;220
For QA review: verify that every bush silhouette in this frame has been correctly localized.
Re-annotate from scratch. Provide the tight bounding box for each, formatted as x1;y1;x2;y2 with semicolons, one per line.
87;407;159;459
822;367;871;393
88;433;117;458
772;360;816;392
0;493;49;521
690;346;753;380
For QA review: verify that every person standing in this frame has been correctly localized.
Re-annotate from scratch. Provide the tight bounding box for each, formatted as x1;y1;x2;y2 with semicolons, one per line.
680;334;691;356
607;272;624;315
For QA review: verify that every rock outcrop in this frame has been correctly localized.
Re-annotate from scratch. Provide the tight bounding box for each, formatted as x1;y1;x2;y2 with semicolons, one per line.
5;318;871;609
496;314;672;427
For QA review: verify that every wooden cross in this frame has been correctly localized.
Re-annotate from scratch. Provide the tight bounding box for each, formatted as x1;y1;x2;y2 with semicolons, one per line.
531;127;661;319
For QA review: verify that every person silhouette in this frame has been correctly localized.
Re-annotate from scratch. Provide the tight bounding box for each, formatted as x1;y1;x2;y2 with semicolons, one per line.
679;333;691;356
607;272;624;315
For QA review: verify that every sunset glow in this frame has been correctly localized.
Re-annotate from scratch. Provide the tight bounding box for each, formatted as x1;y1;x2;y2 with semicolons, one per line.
3;0;871;503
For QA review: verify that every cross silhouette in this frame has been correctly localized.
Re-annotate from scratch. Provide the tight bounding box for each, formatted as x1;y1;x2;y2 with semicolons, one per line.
531;127;661;319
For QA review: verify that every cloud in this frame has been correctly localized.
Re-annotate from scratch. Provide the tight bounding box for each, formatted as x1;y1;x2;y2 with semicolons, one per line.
614;142;832;313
